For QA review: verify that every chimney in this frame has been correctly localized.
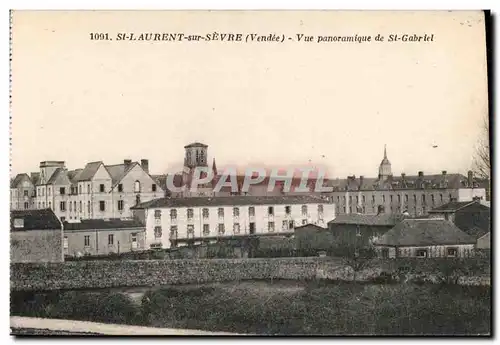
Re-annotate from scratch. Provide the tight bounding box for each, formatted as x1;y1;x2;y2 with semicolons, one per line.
442;170;447;176
467;170;474;187
141;159;149;174
418;171;424;177
359;176;364;190
377;205;385;215
401;173;406;179
124;159;132;166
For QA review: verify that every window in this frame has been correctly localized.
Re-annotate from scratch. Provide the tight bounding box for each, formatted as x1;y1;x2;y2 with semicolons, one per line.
349;206;352;213
233;223;240;234
48;188;51;196
63;236;68;249
447;247;458;257
372;195;375;204
301;205;307;216
99;201;105;211
79;185;82;194
302;219;307;225
343;196;346;203
413;195;417;203
23;190;28;197
249;207;255;217
118;184;123;193
99;184;105;193
87;184;90;194
440;194;443;202
268;221;275;232
187;208;194;219
398;195;401;203
249;222;256;234
218;223;225;235
154;226;163;238
169;226;177;239
268;206;274;216
23;202;29;209
131;234;138;249
134;181;141;193
362;195;366;203
49;202;52;209
349;196;352;203
285;206;291;214
202;208;209;218
79;201;82;212
60;187;65;195
203;224;210;235
382;195;386;203
449;193;452;200
13;218;24;228
118;200;124;211
69;202;72;212
84;235;90;247
381;248;389;259
422;194;426;203
154;210;161;218
288;220;294;229
282;220;288;229
42;202;45;208
187;225;195;237
390;195;393;203
233;207;240;217
87;201;91;213
431;195;435;205
416;249;428;258
60;201;66;211
405;194;409;203
152;184;157;192
108;234;114;245
218;208;224;217
42;188;45;196
170;209;177;220
318;205;324;213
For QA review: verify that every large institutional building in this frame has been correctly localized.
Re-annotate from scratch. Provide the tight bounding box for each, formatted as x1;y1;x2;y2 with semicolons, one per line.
10;159;164;221
131;195;335;249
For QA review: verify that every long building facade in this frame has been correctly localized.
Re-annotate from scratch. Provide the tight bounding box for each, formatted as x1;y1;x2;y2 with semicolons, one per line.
131;195;335;249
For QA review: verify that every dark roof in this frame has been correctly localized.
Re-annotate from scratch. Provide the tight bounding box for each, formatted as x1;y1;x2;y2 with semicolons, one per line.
76;161;104;181
63;218;145;231
184;142;208;148
294;224;328;231
10;173;31;188
132;195;330;209
428;200;487;213
466;226;489;239
11;209;62;231
374;219;476;247
105;162;137;186
31;172;40;185
328;213;405;226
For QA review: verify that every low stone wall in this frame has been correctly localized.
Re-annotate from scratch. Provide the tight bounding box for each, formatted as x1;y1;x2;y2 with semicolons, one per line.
10;257;490;292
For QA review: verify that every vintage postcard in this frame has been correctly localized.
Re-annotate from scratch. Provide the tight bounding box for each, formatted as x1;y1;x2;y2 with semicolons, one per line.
9;10;491;336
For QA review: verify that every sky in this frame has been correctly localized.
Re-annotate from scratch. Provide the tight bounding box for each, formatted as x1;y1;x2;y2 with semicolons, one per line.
10;10;488;178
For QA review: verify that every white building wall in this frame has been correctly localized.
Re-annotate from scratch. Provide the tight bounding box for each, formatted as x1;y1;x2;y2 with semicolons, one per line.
380;244;475;258
144;202;336;249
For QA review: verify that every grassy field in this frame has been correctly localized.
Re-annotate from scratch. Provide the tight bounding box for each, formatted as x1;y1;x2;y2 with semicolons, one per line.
11;280;491;335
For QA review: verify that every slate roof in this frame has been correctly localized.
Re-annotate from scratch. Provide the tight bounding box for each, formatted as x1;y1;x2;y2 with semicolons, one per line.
30;172;40;186
11;209;62;231
467;226;489;239
428;200;484;213
132;195;330;209
294;224;328;231
184;142;208;148
76;161;104;181
328;213;405;226
10;173;30;188
105;162;137;186
46;168;65;185
63;218;145;231
374;219;476;247
67;169;83;185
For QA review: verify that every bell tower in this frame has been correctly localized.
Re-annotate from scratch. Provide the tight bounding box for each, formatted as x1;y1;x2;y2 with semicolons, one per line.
182;142;209;192
378;145;392;181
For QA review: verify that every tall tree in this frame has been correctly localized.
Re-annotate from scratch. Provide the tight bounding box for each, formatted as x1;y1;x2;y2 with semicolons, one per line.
473;116;490;179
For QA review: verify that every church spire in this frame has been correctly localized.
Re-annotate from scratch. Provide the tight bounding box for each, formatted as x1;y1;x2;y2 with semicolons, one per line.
384;144;387;159
212;158;217;176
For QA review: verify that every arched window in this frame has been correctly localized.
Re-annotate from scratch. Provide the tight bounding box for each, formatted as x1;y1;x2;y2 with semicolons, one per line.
134;181;141;193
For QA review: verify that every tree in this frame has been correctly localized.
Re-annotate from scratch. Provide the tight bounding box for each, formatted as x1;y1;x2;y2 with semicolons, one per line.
473;116;490;180
341;246;377;282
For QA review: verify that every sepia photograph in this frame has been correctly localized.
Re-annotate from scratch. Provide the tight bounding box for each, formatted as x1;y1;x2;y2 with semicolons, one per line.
8;9;492;336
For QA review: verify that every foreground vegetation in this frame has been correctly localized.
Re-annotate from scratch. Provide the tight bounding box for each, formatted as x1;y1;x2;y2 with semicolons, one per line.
11;280;490;335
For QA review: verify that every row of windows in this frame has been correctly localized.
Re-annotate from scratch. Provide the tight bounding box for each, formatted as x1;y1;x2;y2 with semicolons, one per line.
64;233;138;249
40;200;127;213
336;193;454;205
153;217;321;239
12;190;30;197
340;205;430;214
156;205;325;220
35;181;156;196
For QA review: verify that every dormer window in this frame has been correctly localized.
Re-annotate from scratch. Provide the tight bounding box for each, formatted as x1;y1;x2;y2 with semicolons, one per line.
13;218;24;228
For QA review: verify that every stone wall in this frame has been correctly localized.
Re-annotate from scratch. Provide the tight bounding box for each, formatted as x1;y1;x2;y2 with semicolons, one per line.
10;257;490;292
11;229;63;264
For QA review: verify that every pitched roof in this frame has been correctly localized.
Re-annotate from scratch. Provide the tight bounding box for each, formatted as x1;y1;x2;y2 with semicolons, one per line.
328;213;405;226
374;219;476;247
105;162;137;186
63;218;144;231
132;195;330;209
46;168;71;185
467;226;489;239
67;169;83;185
428;200;485;213
10;173;31;188
30;172;40;185
11;209;62;231
76;161;104;181
184;142;208;148
294;223;328;231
